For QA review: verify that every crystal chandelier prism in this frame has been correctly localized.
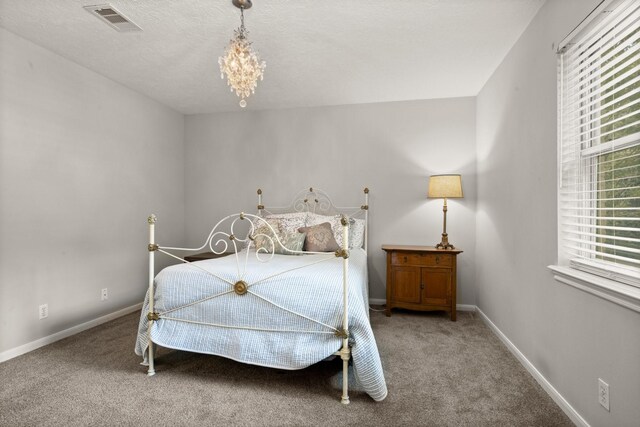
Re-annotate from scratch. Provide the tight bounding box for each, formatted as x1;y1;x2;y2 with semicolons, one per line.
218;0;266;108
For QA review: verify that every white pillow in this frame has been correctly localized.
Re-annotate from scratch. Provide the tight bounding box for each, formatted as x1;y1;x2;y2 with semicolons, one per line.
349;217;366;249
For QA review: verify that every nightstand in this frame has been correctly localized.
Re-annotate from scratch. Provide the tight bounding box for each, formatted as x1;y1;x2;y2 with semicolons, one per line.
184;252;232;263
382;245;462;321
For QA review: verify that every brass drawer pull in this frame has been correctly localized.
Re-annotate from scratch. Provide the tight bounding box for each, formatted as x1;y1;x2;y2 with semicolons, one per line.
435;256;440;264
403;256;408;263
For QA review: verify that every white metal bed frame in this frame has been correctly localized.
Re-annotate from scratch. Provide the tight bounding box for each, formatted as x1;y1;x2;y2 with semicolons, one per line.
145;187;369;404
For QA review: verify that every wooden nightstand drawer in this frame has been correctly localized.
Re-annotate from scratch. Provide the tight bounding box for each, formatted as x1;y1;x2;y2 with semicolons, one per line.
391;252;452;267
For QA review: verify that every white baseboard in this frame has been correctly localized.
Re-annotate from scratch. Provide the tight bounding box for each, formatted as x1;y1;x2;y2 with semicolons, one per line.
476;308;589;427
369;298;476;313
0;303;142;364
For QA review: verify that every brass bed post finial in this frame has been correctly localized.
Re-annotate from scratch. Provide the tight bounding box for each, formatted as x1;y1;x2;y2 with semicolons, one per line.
257;189;264;211
361;187;369;211
148;214;157;224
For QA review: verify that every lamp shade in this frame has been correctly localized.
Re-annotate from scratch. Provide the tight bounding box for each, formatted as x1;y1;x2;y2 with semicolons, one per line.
428;174;463;199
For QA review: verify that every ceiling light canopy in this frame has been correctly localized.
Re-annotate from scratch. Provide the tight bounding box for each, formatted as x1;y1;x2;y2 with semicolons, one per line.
218;0;266;108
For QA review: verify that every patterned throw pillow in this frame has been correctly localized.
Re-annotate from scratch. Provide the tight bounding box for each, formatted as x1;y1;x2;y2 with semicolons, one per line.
348;217;366;249
264;212;309;234
253;220;280;251
305;213;366;249
253;221;305;255
297;222;340;252
273;231;306;255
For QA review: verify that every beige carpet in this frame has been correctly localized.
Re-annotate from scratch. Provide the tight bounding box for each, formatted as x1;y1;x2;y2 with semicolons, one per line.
0;309;572;426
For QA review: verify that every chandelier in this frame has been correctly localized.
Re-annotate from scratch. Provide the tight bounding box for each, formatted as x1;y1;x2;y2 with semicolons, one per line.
218;0;266;108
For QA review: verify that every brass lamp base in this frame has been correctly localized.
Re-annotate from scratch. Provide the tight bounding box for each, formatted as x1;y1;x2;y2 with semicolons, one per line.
435;199;455;249
436;233;455;250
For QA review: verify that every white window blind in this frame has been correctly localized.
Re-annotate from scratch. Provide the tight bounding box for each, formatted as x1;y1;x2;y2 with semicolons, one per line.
558;0;640;287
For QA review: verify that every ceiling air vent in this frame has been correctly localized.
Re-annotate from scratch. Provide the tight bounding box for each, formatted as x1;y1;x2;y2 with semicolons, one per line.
84;4;142;32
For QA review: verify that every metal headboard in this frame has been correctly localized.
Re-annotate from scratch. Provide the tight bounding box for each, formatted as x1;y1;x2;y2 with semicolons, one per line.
256;187;369;252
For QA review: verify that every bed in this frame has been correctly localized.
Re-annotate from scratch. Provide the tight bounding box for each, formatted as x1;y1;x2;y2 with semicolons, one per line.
134;188;387;403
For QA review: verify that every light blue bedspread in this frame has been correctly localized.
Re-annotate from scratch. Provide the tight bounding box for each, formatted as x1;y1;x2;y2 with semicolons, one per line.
135;248;387;401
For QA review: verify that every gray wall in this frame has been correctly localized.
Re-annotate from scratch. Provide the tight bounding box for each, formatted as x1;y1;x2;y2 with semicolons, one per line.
185;98;477;303
476;1;640;425
0;29;185;354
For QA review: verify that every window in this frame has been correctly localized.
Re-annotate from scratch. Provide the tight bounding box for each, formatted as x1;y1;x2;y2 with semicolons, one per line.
558;0;640;287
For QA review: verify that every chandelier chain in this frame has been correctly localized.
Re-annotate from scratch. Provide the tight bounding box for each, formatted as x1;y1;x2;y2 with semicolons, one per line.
239;7;245;37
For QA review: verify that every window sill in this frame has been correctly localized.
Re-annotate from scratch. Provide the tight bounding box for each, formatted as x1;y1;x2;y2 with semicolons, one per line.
548;265;640;313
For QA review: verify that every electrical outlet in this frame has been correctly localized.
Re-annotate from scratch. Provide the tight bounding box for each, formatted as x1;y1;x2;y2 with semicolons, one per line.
101;288;108;301
598;378;610;411
38;304;48;320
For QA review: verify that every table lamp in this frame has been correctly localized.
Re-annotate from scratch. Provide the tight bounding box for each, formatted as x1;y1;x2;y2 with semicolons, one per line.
428;174;463;249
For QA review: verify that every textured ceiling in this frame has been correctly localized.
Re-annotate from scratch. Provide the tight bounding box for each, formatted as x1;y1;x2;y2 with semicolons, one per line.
0;0;544;114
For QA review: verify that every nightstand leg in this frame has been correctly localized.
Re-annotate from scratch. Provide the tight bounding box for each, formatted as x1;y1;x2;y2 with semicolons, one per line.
451;309;456;321
385;307;391;317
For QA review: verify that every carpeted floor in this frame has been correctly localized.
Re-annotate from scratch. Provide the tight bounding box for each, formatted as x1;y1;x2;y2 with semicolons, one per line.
0;309;572;426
